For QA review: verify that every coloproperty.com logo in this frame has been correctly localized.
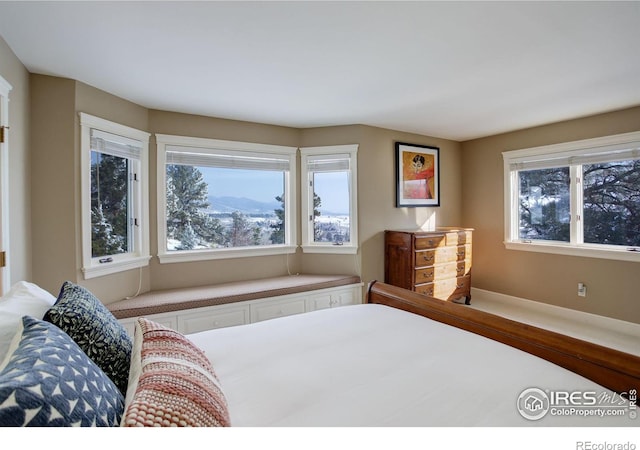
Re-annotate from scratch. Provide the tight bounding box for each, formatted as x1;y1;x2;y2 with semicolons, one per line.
517;387;637;421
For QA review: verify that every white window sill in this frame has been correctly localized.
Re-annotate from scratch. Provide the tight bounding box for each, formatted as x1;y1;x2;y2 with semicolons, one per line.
158;245;297;264
300;245;358;255
82;255;151;279
504;241;640;263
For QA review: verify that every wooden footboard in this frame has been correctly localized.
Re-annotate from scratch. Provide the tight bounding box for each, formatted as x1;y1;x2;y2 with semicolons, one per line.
367;280;640;395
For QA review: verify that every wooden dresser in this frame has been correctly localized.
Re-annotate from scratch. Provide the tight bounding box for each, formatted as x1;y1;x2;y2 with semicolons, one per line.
384;228;473;304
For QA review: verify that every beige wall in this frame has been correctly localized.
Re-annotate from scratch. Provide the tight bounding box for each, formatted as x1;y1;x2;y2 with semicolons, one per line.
30;76;79;295
26;76;463;303
146;110;303;292
4;30;638;324
299;125;464;288
29;77;153;300
74;82;151;301
0;35;31;289
461;106;640;324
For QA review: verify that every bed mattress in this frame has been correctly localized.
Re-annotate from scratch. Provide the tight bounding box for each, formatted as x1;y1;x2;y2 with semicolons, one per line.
188;303;634;426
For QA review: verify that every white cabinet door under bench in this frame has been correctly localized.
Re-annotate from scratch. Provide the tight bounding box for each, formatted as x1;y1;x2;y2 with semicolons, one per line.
118;283;362;336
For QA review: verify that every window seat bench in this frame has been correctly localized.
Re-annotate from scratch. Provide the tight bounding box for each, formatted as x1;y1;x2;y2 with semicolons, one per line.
107;274;363;336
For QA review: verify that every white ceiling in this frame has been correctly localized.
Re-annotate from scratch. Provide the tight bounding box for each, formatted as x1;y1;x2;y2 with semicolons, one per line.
1;1;639;141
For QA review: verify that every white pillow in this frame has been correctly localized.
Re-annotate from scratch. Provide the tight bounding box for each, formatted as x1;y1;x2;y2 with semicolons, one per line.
0;281;57;361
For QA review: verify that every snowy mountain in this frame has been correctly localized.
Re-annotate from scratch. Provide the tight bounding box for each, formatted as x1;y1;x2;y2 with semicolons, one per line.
206;196;281;215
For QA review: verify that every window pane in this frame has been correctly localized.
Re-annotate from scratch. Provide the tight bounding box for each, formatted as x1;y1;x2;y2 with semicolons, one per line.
583;160;640;246
312;171;350;244
91;151;130;257
518;167;570;242
166;165;286;250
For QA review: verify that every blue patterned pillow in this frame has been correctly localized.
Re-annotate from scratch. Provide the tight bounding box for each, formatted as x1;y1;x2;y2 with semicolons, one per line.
0;316;124;426
43;282;132;395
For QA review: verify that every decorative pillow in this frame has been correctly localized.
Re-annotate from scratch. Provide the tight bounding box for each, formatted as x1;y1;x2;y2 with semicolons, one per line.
43;281;132;395
0;281;56;362
121;318;230;427
0;316;124;426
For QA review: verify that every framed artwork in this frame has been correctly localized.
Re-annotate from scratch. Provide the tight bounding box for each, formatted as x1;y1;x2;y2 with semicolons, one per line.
395;142;440;207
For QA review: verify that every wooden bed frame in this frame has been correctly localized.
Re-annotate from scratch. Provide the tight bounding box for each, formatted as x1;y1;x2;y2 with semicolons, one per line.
367;281;640;395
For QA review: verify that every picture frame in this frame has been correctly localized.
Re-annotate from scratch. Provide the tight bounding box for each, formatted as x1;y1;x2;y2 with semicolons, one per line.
395;142;440;207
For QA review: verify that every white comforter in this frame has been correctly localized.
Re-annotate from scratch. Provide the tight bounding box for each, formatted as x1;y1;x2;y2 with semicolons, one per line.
188;304;634;427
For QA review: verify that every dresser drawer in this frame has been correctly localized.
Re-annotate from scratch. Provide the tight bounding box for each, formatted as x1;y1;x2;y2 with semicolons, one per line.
415;261;467;283
415;275;471;300
455;244;472;261
455;260;472;277
444;230;473;246
414;234;446;250
415;247;459;266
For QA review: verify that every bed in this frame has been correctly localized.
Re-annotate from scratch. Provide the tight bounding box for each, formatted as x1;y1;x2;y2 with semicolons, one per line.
187;281;638;426
0;280;638;427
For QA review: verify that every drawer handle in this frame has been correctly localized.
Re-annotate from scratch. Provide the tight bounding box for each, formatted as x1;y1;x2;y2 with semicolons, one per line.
456;251;465;257
422;255;434;262
456;283;465;289
422;271;433;278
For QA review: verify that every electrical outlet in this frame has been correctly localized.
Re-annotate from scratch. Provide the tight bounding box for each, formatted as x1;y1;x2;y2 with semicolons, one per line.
577;282;587;297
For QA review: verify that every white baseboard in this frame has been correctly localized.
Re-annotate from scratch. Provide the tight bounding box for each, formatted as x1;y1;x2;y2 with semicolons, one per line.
469;287;640;356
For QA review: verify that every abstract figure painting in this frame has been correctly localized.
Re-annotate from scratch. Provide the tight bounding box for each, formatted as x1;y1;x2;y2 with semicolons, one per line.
395;142;440;207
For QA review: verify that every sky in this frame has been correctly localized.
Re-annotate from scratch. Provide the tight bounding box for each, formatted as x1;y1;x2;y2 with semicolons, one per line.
202;167;350;213
202;167;282;203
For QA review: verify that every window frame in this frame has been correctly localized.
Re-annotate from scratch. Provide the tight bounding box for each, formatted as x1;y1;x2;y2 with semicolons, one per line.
300;144;358;254
503;131;640;263
156;134;297;263
0;76;12;293
79;113;151;279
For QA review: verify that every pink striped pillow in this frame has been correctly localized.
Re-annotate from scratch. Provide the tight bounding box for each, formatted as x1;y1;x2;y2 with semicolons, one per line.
121;318;231;427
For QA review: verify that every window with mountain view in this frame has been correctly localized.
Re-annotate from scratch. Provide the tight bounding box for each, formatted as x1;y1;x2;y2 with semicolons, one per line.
80;113;151;279
300;145;358;254
503;132;640;261
156;135;297;262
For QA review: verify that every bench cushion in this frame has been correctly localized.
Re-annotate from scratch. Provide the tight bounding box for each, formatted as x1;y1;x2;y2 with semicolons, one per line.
107;274;361;319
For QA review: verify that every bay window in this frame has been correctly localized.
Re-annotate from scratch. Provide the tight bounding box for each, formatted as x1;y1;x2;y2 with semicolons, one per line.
156;134;297;263
79;113;151;278
300;145;358;254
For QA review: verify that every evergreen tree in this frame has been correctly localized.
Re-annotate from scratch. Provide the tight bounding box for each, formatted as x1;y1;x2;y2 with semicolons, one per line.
519;161;640;246
91;204;124;257
175;219;197;250
312;192;323;241
252;225;262;246
166;165;224;248
519;167;570;241
90;153;128;256
269;194;286;244
583;160;640;246
226;211;254;247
